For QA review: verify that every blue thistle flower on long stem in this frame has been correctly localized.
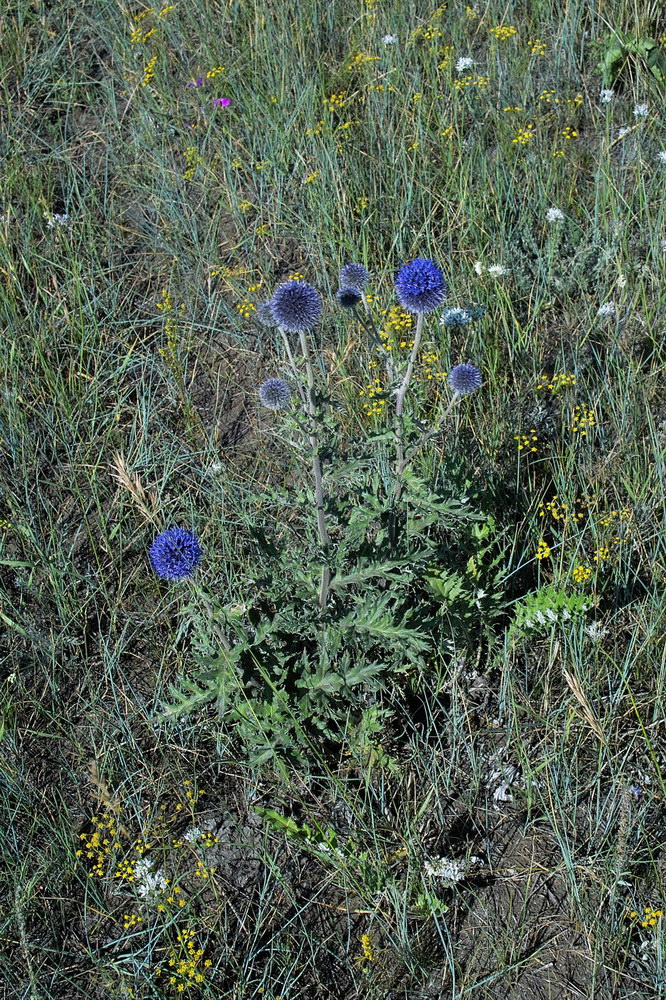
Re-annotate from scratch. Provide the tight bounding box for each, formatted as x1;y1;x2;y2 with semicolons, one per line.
149;527;203;580
394;257;448;314
339;262;369;291
448;363;483;395
269;280;322;333
259;378;291;410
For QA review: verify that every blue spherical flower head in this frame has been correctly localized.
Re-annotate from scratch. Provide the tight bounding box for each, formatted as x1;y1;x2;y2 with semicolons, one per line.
339;262;369;291
395;257;448;314
149;527;203;580
448;364;482;395
336;287;362;309
259;377;290;410
269;280;322;333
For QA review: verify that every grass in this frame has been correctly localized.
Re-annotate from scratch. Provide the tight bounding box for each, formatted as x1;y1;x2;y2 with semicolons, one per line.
1;0;665;997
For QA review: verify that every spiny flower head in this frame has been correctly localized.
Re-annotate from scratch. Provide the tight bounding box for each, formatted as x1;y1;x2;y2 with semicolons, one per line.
269;279;322;332
448;363;482;395
339;262;369;290
259;377;291;410
394;257;448;314
149;527;203;580
336;287;362;308
440;306;472;328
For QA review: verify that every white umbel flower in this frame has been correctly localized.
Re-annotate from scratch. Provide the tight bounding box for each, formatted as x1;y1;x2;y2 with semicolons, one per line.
597;301;616;317
455;56;474;72
599;89;614;103
487;264;509;277
633;104;648;117
473;261;484;275
656;151;666;164
382;34;398;45
546;206;564;222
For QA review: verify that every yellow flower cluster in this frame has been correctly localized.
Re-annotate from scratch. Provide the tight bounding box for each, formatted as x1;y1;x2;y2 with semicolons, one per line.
122;912;143;930
571;405;596;435
354;196;369;214
599;507;633;527
538;495;593;524
238;200;253;213
627;906;664;927
360;933;376;962
304;171;319;184
490;25;517;40
440;124;454;138
193;860;217;879
358;377;385;417
537;373;576;391
76;814;122;878
0;518;12;530
131;25;156;44
206;66;225;78
348;52;380;70
512;124;536;144
515;430;538;452
538;90;583;105
323;92;346;112
421;348;447;381
593;546;610;563
529;39;547;55
254;161;271;170
572;565;592;583
306;120;326;136
437;45;454;66
453;76;490;89
231;157;243;168
155;928;212;991
374;306;413;353
412;22;444;41
141;54;158;87
236;298;257;319
561;126;578;140
535;540;551;560
503;106;524;112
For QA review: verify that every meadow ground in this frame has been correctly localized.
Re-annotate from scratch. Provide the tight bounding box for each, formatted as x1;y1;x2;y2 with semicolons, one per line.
1;0;666;998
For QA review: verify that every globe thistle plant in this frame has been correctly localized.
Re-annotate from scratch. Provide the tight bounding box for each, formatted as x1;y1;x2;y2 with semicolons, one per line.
440;307;472;328
149;527;203;580
394;257;448;315
259;377;291;410
448;364;482;395
269;280;322;333
336;287;362;309
339;262;369;291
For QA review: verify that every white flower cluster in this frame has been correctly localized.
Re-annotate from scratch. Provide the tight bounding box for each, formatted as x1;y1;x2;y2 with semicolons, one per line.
546;206;564;222
633;104;649;117
134;857;169;898
424;855;484;881
382;34;398;45
455;56;474;72
599;89;614;103
474;262;508;277
597;301;616;317
45;212;70;228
